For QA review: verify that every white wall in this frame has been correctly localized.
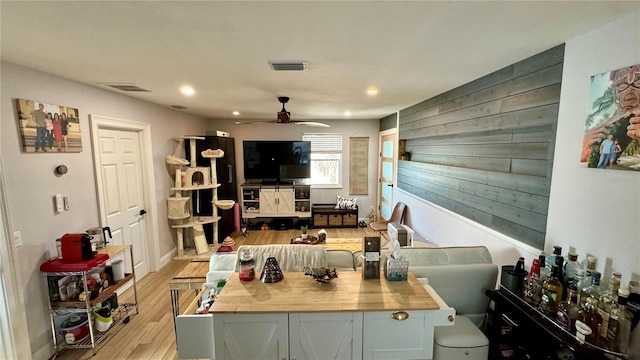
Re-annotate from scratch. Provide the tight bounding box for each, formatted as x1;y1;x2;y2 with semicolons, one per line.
0;62;209;359
546;12;640;283
397;12;640;285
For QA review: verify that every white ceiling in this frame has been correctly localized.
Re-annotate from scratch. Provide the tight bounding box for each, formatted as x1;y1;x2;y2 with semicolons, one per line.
1;1;638;122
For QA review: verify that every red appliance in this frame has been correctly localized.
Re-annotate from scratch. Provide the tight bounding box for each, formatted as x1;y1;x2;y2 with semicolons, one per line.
60;233;94;263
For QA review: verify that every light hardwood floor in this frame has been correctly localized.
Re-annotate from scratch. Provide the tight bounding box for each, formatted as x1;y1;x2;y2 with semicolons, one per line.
54;227;375;360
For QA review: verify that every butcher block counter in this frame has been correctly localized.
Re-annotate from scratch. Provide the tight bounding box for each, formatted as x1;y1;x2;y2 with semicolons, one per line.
176;271;454;360
210;271;439;313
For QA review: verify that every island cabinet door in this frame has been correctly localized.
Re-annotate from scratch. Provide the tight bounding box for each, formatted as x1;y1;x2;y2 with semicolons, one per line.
176;286;215;359
213;313;288;360
289;312;363;360
362;310;435;360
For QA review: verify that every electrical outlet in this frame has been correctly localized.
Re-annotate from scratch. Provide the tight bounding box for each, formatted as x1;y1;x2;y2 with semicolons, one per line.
13;231;22;248
369;205;374;212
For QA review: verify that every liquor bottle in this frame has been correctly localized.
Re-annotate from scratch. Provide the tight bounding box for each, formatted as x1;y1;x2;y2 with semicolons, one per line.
579;271;602;308
628;280;640;329
582;255;597;288
576;297;603;345
540;264;563;315
543;246;562;279
554;255;566;300
574;268;589;303
598;271;622;339
606;287;633;353
557;283;580;334
523;258;542;306
563;253;579;286
538;254;548;281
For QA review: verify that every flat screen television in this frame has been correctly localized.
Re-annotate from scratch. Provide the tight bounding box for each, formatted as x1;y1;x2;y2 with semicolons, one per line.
243;140;311;182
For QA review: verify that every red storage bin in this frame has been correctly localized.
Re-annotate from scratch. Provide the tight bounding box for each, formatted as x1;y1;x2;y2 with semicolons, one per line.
40;253;109;273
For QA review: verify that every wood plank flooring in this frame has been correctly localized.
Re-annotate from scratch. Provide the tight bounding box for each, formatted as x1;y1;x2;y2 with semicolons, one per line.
54;227;374;360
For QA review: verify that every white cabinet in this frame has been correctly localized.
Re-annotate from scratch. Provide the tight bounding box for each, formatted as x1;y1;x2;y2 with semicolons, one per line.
290;312;363;360
260;187;294;215
213;313;288;360
241;184;309;219
362;311;436;359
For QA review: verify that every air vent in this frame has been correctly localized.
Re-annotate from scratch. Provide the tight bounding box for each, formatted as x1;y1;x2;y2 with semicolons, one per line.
101;83;152;92
269;61;308;71
170;105;188;110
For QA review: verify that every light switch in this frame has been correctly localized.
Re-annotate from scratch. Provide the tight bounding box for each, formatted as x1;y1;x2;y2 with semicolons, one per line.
63;196;70;210
54;194;63;213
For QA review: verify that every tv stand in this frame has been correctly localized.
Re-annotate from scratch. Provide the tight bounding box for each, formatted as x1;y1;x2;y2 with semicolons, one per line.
241;183;311;220
261;179;295;185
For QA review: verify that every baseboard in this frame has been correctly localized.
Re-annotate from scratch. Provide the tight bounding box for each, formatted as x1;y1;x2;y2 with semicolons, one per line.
33;342;54;360
159;248;178;268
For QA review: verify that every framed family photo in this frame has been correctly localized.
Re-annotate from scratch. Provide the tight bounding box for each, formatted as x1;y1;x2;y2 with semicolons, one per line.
15;98;82;153
581;64;640;171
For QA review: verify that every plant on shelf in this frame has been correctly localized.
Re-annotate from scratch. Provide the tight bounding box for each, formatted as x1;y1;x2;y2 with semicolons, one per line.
300;225;308;239
400;151;411;161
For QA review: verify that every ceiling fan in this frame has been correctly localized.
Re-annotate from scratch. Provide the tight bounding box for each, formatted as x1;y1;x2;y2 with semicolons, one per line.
234;96;330;127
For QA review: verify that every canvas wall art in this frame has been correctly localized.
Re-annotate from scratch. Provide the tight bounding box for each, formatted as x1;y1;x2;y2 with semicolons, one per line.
15;98;82;153
581;64;640;170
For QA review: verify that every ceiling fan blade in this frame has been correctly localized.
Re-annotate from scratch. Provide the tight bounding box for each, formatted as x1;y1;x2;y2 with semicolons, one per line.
234;120;277;125
292;121;331;127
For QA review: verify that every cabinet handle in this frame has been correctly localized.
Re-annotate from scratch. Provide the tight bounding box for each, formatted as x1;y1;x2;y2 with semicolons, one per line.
227;165;233;183
390;311;409;320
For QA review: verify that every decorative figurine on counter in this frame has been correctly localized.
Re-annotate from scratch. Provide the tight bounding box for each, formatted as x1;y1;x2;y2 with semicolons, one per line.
304;266;338;283
260;257;284;283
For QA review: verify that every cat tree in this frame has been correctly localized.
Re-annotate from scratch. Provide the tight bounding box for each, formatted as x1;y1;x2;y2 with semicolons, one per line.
166;136;234;258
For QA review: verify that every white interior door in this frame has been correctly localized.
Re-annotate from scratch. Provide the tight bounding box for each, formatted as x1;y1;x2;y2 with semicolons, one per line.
95;127;149;280
378;132;396;221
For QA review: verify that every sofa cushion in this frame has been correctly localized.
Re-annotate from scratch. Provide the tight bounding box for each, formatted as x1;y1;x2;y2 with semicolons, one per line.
398;246;493;265
327;249;356;271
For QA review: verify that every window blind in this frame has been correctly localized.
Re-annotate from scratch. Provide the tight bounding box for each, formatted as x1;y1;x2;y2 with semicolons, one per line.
303;133;342;152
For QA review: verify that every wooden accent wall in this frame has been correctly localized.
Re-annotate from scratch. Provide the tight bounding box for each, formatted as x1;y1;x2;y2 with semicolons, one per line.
398;45;564;249
380;113;397;132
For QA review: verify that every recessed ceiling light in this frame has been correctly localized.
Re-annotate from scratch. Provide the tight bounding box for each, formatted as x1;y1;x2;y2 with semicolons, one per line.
367;88;378;96
180;86;195;96
232;111;240;116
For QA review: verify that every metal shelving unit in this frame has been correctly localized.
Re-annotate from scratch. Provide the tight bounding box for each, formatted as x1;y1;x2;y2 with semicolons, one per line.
41;245;138;358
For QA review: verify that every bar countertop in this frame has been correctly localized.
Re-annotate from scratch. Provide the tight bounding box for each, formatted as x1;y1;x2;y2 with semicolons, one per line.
209;271;439;314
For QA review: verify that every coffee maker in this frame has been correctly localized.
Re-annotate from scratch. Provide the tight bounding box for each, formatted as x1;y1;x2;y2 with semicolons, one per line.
60;233;94;263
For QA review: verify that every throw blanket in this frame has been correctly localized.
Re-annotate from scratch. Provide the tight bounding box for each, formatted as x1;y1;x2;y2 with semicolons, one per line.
210;244;327;273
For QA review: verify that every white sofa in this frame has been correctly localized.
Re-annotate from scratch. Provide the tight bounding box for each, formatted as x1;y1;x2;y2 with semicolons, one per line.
207;244;357;283
397;246;498;360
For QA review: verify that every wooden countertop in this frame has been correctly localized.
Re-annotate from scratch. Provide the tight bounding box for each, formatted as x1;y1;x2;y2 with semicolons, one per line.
210;271;439;313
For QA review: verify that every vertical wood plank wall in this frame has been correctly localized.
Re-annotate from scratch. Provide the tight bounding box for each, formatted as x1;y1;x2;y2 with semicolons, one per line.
397;44;564;249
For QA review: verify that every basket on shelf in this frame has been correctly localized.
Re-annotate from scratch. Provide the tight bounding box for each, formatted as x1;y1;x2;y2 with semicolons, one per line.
214;200;235;210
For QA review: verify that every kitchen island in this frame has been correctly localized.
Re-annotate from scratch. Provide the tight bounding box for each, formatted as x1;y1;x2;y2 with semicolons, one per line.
177;271;454;360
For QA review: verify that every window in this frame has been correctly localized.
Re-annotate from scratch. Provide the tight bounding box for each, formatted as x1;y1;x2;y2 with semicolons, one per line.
302;133;342;187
